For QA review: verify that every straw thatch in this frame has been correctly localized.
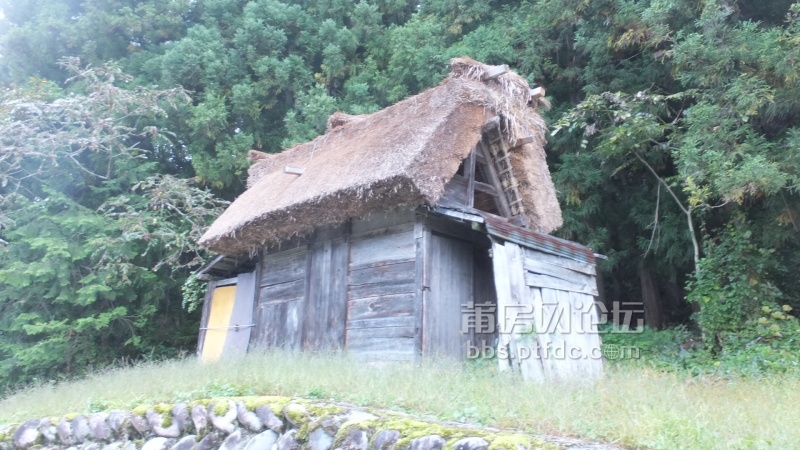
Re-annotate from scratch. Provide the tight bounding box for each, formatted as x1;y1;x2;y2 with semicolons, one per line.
200;57;562;256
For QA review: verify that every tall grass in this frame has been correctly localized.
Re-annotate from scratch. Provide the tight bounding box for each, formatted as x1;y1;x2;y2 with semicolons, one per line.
1;351;797;450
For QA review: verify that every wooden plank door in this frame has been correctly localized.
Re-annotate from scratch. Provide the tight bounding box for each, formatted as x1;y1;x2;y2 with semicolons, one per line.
199;271;256;362
424;233;473;360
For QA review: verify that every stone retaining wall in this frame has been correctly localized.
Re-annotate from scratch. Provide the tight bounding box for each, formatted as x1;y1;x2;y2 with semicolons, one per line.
2;397;568;450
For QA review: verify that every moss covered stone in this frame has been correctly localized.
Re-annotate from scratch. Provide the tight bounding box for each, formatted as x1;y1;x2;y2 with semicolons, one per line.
486;434;557;450
210;400;231;417
188;399;212;409
239;396;293;415
282;404;310;428
376;417;487;450
131;406;150;418
153;404;172;416
0;396;594;450
332;419;376;449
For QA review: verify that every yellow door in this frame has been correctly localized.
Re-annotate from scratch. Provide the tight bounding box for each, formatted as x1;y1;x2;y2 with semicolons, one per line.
200;285;237;363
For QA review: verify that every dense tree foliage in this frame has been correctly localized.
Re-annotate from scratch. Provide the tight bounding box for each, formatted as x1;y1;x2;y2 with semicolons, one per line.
0;59;226;384
1;0;799;383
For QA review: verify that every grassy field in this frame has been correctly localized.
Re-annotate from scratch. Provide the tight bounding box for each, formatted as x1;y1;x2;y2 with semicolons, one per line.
0;351;797;450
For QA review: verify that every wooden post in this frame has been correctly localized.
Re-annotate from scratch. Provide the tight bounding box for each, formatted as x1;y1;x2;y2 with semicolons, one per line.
414;213;430;360
466;147;477;208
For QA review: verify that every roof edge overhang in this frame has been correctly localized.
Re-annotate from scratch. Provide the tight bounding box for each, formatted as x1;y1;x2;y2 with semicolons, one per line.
200;175;429;256
430;207;596;265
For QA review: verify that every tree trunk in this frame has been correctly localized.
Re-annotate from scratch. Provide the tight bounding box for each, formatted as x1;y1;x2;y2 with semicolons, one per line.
640;265;663;330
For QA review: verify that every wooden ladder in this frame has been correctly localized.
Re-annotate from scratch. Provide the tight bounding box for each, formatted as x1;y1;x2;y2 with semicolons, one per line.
483;119;526;217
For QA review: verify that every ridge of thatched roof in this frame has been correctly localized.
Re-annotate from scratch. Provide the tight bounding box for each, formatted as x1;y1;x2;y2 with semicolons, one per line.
199;57;562;256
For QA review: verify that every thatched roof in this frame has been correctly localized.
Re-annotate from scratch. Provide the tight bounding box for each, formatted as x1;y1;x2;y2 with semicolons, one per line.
200;58;562;255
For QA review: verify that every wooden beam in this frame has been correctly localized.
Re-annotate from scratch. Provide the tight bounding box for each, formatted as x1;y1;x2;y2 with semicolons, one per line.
510;135;535;149
522;249;597;276
523;257;597;286
525;272;599;297
196;254;226;279
529;86;546;99
284;166;305;175
466;147;477;208
425;213;491;249
474;180;499;195
482;64;509;81
431;207;484;224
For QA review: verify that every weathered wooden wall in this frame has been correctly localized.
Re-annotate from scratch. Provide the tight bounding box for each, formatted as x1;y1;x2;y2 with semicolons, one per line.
248;211;418;360
240;208;601;377
492;240;603;381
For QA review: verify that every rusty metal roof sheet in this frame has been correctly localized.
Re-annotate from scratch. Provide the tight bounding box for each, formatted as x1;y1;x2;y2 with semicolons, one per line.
479;212;596;265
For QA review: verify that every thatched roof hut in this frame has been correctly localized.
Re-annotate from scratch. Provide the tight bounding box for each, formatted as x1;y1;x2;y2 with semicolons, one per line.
196;58;603;381
199;57;562;256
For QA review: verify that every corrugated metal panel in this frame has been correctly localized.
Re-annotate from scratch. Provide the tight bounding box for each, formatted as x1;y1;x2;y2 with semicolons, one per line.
480;213;596;265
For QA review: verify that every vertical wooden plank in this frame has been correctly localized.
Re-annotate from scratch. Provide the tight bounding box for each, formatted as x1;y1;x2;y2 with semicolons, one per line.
504;242;528;376
424;233;473;360
567;291;590;378
550;289;577;380
490;240;513;373
304;239;331;349
466;147;477;208
539;288;565;379
472;247;498;348
331;226;350;350
573;291;604;379
505;243;545;381
528;287;553;380
196;280;218;358
304;226;349;350
413;214;428;360
248;256;263;348
223;271;256;355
